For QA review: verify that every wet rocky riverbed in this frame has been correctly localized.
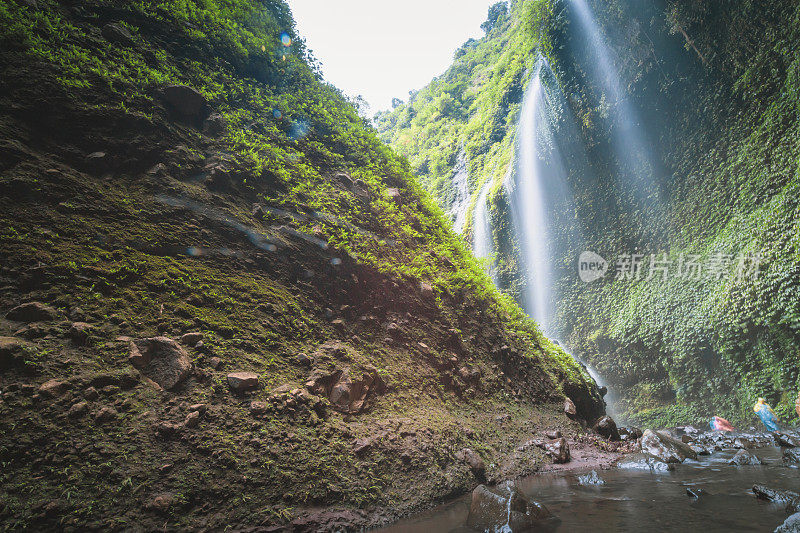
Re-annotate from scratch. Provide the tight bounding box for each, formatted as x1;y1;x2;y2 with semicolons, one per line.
378;428;800;532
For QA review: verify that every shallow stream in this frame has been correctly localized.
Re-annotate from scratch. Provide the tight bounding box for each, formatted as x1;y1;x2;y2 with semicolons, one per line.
378;445;799;532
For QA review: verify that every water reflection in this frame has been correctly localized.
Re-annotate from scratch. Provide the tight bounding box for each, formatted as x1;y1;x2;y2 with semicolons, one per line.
377;446;798;532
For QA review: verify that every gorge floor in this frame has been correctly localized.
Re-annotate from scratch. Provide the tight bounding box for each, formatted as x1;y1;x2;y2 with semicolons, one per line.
379;431;800;532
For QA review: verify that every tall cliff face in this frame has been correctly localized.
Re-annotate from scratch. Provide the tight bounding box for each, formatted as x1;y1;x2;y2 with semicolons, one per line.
377;0;800;426
0;0;602;529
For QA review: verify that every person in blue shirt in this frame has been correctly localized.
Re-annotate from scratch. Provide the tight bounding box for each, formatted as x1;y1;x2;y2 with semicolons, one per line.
753;397;780;432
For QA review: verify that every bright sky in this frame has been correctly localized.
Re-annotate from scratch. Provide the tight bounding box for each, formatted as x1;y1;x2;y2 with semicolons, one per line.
285;0;497;113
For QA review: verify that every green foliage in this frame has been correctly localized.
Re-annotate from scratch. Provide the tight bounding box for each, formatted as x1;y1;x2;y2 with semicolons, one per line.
559;0;800;425
379;0;800;426
520;0;557;58
481;2;509;34
375;0;547;260
0;0;597;415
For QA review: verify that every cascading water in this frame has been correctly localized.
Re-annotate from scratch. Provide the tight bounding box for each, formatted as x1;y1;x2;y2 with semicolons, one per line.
499;481;515;533
449;149;470;233
472;179;496;284
507;55;618;415
509;58;555;335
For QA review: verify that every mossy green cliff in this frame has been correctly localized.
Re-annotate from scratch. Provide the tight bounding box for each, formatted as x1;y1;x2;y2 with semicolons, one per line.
0;0;603;529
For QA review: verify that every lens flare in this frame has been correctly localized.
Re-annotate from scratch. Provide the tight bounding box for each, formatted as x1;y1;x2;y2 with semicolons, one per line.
273;108;282;119
280;32;292;47
289;119;310;140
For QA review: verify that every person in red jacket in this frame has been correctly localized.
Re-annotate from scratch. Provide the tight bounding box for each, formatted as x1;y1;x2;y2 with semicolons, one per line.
709;416;734;432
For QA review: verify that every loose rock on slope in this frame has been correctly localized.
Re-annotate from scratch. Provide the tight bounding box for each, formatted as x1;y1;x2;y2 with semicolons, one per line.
162;85;208;118
227;372;260;392
544;437;570;464
0;336;27;367
593;415;620;440
306;365;385;414
6;302;57;322
128;337;192;390
455;448;486;478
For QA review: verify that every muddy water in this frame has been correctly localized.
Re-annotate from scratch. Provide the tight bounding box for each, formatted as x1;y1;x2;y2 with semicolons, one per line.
378;446;799;532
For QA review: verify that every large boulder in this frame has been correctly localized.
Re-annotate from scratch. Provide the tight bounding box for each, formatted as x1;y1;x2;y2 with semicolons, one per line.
6;302;57;322
776;512;800;533
784;448;800;465
640;429;697;463
617;452;674;472
593;415;620;440
775;432;800;448
128;337;192;390
729;449;763;466
753;485;800;513
465;483;552;533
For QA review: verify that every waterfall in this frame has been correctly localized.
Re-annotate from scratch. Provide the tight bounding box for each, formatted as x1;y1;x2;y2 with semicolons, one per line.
511;58;553;334
472;179;496;284
507;56;616;416
449;149;470;233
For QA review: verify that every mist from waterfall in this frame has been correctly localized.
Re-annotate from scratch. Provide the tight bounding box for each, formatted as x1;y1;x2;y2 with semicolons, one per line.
472;179;496;284
569;0;661;211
